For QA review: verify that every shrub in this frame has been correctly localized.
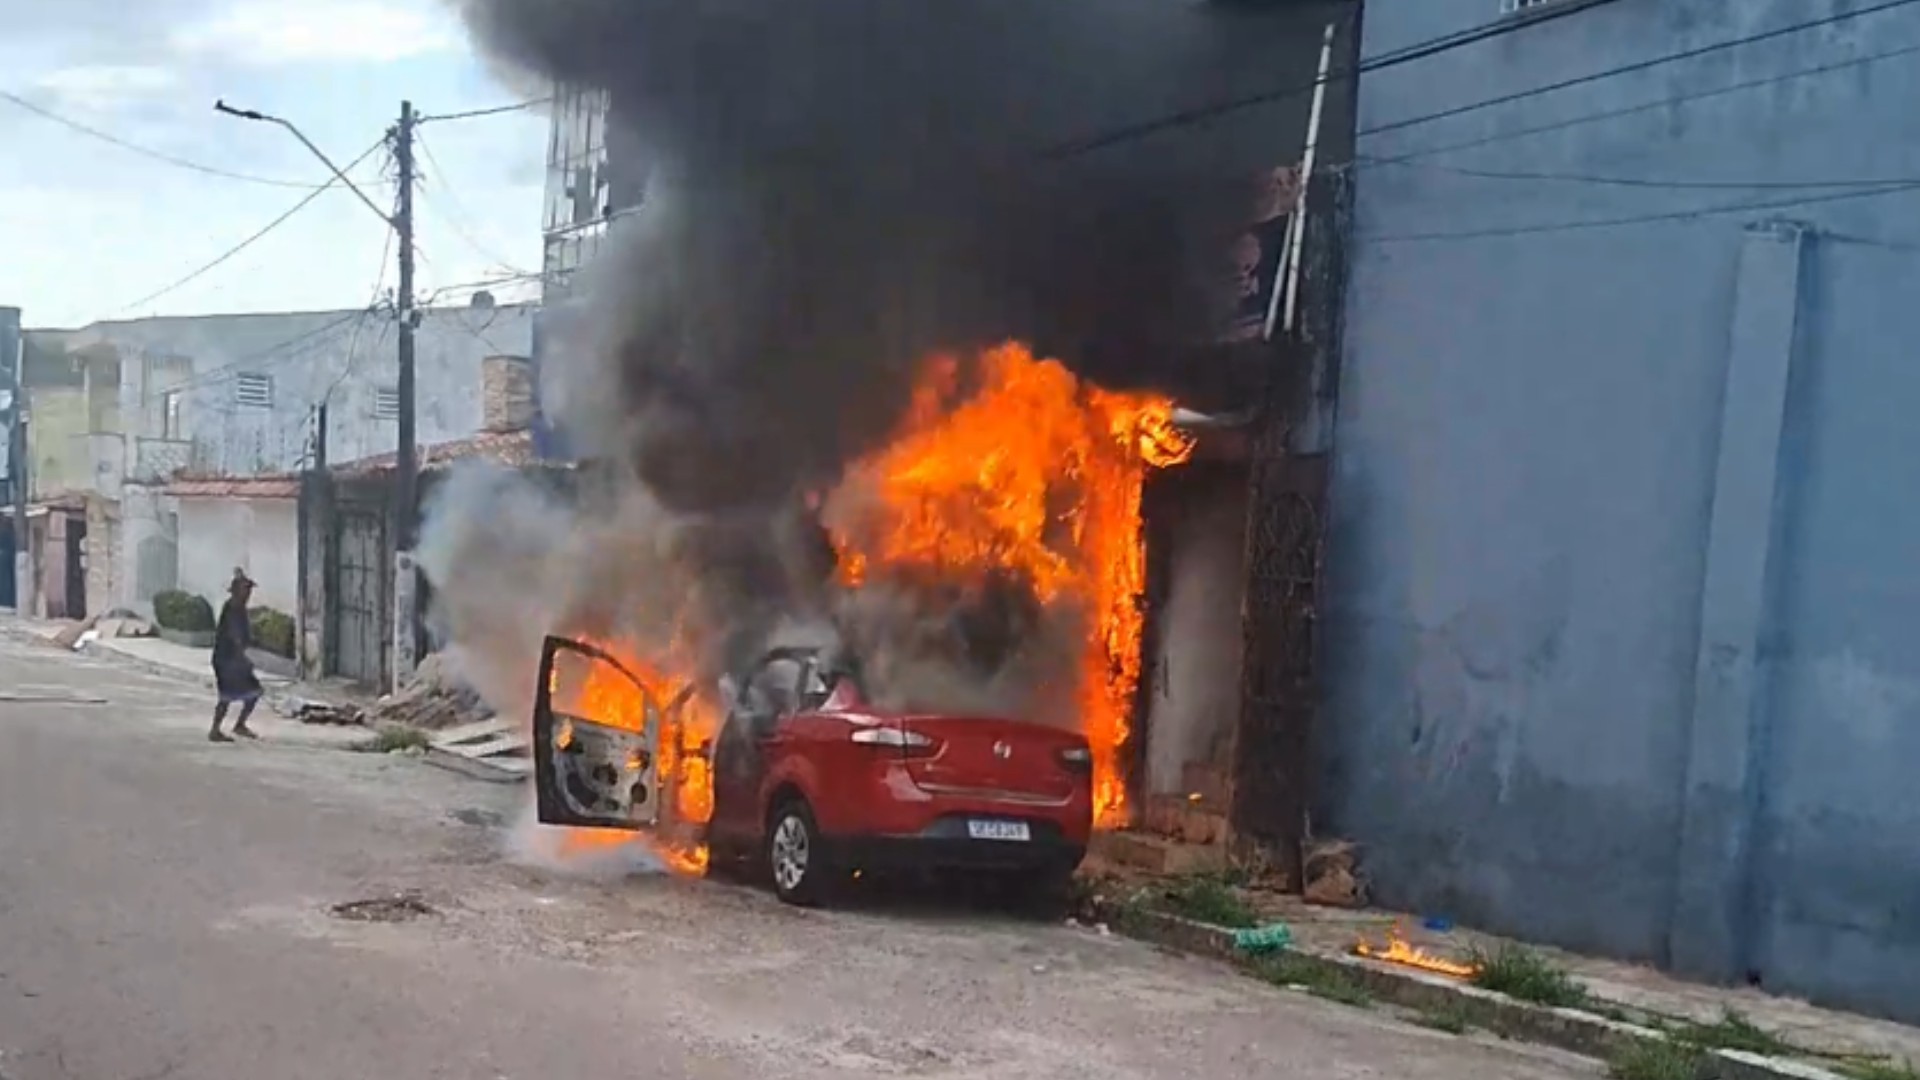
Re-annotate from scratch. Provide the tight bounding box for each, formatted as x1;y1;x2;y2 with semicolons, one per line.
152;590;215;632
249;607;296;658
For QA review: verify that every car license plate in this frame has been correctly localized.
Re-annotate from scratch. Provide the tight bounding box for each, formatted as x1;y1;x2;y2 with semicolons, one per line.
967;819;1031;842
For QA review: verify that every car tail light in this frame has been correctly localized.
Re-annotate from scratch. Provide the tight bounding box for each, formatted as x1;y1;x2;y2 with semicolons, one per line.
1057;745;1093;773
850;726;940;757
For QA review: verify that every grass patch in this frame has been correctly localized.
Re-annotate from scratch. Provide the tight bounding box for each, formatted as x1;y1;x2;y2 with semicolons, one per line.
1156;875;1258;929
1412;1001;1475;1035
1672;1009;1793;1057
1609;1041;1706;1080
363;726;431;753
1469;945;1589;1008
1836;1059;1920;1080
1250;953;1374;1008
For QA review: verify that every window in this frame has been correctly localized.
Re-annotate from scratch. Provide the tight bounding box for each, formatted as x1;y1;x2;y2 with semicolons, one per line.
235;373;273;409
162;391;182;439
374;387;401;420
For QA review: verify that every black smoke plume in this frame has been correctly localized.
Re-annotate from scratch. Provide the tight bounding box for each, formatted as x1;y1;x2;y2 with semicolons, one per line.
438;0;1300;706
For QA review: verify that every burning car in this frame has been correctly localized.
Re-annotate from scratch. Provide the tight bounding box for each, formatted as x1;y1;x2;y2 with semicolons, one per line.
532;633;1092;905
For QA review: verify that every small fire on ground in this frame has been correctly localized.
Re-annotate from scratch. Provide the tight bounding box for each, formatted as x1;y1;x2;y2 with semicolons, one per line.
546;342;1192;872
1352;924;1481;980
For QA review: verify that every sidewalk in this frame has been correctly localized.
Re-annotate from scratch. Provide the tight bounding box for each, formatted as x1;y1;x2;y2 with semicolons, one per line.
0;610;370;751
1266;896;1920;1064
1092;880;1920;1080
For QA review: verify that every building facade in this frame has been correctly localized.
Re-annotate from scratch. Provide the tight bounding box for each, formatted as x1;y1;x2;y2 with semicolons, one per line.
18;304;533;618
1323;0;1920;1021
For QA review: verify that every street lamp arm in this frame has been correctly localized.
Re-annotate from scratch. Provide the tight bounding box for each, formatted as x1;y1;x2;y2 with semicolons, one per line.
212;99;395;227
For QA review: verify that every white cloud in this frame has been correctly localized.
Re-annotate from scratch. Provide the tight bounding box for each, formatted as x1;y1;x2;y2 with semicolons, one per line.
34;64;181;112
171;1;461;65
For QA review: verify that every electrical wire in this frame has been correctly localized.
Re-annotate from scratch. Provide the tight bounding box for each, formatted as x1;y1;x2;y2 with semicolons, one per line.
418;98;552;124
152;309;379;414
107;138;387;316
414;130;535;275
1359;154;1920;192
1357;0;1920;140
1051;0;1920;158
1045;0;1610;158
0;89;324;189
1362;179;1920;245
1362;38;1920;165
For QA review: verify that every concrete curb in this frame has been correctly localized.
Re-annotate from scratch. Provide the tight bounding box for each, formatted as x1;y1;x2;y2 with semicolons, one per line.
1090;900;1860;1080
86;640;295;696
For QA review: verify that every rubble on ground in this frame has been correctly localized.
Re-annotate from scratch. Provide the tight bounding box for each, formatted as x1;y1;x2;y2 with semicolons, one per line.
286;698;364;726
1302;837;1368;909
360;653;495;731
53;610;154;650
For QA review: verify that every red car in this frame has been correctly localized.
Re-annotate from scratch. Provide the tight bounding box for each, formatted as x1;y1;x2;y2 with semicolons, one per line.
532;637;1093;905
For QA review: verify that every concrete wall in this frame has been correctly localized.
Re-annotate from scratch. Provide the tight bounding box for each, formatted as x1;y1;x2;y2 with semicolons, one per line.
78;305;534;479
1322;0;1920;1022
25;387;90;498
118;484;178;612
174;497;298;614
1144;465;1249;798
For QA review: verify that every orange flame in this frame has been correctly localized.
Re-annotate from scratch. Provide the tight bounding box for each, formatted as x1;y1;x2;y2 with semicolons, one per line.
829;342;1193;826
561;641;718;875
1353;924;1481;979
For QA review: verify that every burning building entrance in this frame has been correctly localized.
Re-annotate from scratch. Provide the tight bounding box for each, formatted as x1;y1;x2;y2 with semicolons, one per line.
438;0;1355;896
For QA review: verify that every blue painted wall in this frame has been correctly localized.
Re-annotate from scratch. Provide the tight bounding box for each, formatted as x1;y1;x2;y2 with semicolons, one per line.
1323;0;1920;1022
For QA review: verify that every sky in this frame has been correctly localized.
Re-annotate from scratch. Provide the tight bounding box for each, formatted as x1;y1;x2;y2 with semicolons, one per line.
0;0;549;329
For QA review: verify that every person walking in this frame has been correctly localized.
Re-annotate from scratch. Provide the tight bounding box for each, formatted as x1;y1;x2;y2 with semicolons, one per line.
210;568;263;743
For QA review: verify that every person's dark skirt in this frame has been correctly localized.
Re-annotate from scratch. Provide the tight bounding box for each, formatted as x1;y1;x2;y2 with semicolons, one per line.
214;655;262;704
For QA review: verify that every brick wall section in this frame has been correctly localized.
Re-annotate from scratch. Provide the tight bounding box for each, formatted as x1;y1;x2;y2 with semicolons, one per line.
480;355;533;434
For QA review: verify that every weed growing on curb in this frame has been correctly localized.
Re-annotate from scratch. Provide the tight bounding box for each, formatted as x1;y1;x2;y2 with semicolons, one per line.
362;726;431;753
1251;953;1374;1007
1836;1058;1920;1080
1413;1001;1475;1035
1157;875;1258;929
1673;1010;1793;1057
1470;945;1589;1009
1609;1041;1705;1080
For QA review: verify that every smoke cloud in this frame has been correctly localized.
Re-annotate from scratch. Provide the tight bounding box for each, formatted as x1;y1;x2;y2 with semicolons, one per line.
431;0;1286;717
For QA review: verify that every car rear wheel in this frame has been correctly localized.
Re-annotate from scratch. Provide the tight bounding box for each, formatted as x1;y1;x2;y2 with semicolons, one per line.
767;799;828;906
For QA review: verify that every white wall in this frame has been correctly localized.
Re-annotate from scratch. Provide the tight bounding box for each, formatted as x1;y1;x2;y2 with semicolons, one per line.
174;497;298;614
117;484;177;612
1144;470;1248;797
87;305;535;480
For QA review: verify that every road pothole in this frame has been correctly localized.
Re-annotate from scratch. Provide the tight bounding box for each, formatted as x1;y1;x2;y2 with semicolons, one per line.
329;893;437;923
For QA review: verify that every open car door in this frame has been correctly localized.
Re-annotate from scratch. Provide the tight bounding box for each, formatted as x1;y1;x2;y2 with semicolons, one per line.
531;635;691;832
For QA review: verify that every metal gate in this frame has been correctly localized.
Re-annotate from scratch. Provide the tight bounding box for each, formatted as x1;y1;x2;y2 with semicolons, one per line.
330;509;388;688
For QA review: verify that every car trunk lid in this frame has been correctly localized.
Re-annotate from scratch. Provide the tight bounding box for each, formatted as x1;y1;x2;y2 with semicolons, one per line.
895;716;1085;803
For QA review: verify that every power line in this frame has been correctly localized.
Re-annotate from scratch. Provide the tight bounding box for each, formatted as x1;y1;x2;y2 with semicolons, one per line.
1358;0;1920;140
417;98;552;124
1052;0;1920;159
107;138;386;316
1363;38;1920;165
413;130;534;275
1359;154;1920;192
0;89;323;189
1046;0;1613;158
158;309;378;398
318;191;402;411
1363;179;1920;245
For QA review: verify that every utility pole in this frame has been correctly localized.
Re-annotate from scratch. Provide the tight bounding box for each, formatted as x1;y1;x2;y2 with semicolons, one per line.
215;97;422;690
2;306;26;615
392;100;420;686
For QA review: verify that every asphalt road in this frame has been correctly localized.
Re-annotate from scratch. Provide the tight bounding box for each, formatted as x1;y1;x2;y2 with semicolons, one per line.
0;630;1603;1080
